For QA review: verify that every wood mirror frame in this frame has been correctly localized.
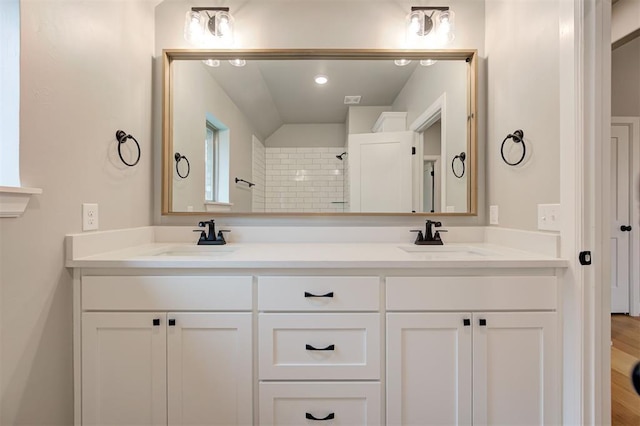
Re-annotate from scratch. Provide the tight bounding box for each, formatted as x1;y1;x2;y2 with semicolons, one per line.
162;49;477;216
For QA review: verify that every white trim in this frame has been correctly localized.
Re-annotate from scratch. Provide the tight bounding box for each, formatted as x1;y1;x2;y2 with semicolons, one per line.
0;186;42;218
410;93;447;211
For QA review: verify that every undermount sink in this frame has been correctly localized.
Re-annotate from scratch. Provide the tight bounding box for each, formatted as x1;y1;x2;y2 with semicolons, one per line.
151;245;238;257
398;245;493;258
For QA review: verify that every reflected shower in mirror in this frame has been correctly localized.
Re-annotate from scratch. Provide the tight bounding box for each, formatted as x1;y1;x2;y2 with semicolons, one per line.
163;50;477;215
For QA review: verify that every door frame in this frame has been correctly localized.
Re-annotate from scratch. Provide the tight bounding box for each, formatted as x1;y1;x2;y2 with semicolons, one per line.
612;117;640;316
410;93;447;213
560;0;611;424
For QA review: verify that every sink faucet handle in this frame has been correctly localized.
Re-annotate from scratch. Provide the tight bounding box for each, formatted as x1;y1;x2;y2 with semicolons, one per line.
410;229;424;242
217;229;230;242
192;229;207;241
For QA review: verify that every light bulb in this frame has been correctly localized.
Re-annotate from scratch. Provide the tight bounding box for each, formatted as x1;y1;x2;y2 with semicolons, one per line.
202;59;220;67
184;10;204;45
394;59;412;66
420;59;438;66
436;10;455;44
229;59;246;67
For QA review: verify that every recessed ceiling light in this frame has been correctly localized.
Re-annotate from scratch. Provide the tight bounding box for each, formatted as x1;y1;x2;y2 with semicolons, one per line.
314;75;329;85
394;59;412;66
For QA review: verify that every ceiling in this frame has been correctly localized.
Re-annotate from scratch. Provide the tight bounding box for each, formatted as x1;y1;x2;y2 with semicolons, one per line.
203;59;419;138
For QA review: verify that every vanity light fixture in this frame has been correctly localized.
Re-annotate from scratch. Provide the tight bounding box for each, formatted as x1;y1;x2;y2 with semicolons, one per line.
228;58;246;67
394;59;412;66
314;75;329;85
202;59;220;67
420;59;438;66
406;6;455;47
184;7;234;47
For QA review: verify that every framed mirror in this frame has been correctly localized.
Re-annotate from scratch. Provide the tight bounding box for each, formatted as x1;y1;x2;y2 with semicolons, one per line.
162;49;477;216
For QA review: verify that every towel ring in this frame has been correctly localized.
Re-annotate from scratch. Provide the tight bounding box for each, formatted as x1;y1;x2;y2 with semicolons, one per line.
115;130;141;167
500;129;526;166
452;152;466;178
174;152;190;179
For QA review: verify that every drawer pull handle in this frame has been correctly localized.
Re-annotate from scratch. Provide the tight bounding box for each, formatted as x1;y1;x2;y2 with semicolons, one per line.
305;344;335;351
479;318;487;326
304;291;334;298
152;318;160;326
306;412;335;421
168;319;176;326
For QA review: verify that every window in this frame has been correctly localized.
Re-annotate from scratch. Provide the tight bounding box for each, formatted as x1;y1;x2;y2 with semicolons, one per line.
0;0;20;187
204;121;219;201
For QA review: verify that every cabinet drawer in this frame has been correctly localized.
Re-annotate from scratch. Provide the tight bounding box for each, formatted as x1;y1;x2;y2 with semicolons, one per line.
82;276;252;311
259;313;380;380
258;276;379;311
386;276;557;311
259;382;381;426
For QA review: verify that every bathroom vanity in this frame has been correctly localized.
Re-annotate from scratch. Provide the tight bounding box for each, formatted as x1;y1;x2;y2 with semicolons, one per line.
67;226;566;425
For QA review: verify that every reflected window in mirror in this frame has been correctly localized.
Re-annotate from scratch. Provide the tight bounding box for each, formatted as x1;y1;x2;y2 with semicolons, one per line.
205;121;220;202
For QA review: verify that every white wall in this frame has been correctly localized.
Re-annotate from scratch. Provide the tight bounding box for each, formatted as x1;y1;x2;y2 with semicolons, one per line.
347;106;392;134
266;123;346;148
155;0;486;226
393;60;469;212
485;0;560;231
171;60;257;212
0;1;156;424
612;37;640;117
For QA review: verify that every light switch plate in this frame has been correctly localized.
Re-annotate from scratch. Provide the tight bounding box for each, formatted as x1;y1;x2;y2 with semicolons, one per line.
82;203;99;231
489;205;499;225
538;204;560;231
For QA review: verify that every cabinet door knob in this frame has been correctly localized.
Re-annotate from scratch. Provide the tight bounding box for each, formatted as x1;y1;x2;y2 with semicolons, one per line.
305;344;335;351
152;318;160;326
168;319;176;326
304;291;334;298
479;318;487;326
621;225;632;232
463;319;471;326
305;412;335;421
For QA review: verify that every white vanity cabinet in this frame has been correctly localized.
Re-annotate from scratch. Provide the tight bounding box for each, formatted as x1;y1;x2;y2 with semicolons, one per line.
386;276;559;426
257;276;382;425
78;275;253;426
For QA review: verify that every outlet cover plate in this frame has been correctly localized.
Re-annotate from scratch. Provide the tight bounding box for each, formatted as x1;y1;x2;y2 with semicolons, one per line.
538;204;560;231
82;203;99;231
489;205;499;225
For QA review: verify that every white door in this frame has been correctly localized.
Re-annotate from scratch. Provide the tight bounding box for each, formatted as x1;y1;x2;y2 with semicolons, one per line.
82;312;167;426
386;313;472;426
348;131;413;212
167;312;253;426
611;123;632;313
472;312;558;426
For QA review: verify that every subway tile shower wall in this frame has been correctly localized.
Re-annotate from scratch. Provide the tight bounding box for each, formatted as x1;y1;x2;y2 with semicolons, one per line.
252;138;266;212
265;147;348;213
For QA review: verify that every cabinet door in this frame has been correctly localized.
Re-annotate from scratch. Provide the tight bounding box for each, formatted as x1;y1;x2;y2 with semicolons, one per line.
472;312;558;426
386;313;472;426
167;313;253;426
82;312;167;426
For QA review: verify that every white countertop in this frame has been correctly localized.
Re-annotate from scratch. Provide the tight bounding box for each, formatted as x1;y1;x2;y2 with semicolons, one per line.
66;241;567;269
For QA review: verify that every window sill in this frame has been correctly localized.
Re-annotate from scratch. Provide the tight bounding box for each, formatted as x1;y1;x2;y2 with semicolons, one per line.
0;186;43;218
204;201;233;213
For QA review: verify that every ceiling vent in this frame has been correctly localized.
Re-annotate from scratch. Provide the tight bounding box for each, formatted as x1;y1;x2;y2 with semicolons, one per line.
344;95;362;105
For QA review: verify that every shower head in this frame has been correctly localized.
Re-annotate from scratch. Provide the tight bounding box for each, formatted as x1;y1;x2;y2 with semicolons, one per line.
336;152;347;160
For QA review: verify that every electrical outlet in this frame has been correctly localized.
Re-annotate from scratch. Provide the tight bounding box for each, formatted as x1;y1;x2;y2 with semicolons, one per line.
538;204;560;231
82;203;99;231
489;205;499;225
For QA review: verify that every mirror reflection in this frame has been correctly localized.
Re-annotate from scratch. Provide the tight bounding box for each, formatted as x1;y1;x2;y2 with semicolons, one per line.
164;50;476;215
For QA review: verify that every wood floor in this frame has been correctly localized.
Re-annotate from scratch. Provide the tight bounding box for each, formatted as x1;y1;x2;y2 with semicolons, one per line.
611;314;640;426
